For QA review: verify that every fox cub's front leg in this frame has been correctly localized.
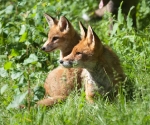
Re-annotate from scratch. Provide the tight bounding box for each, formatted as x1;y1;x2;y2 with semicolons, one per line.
85;82;96;103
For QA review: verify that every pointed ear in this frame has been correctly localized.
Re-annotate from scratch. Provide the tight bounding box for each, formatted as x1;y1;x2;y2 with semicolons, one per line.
44;13;56;27
87;26;95;49
58;16;69;32
79;21;87;39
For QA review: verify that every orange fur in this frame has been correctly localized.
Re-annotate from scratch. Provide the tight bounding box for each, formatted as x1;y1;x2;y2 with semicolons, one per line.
61;25;125;102
37;14;83;106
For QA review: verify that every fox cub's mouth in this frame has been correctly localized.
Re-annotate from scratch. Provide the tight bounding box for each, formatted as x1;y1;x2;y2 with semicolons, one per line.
59;60;73;68
59;60;78;68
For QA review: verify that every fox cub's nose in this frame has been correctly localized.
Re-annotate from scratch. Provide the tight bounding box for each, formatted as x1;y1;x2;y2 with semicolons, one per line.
41;47;46;51
59;60;64;64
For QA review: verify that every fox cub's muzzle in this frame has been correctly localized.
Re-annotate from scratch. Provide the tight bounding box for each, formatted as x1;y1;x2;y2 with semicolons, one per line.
41;46;46;51
59;60;73;68
59;60;64;64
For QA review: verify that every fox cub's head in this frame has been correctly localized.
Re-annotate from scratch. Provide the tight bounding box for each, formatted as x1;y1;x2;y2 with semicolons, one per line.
41;13;74;52
60;23;103;69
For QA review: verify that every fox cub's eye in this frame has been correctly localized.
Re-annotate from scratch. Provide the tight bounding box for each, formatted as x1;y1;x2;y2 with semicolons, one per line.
52;36;59;41
76;52;82;55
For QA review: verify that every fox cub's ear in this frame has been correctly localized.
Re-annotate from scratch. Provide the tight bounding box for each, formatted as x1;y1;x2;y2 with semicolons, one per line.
79;21;87;39
44;13;56;27
87;26;95;49
58;16;69;32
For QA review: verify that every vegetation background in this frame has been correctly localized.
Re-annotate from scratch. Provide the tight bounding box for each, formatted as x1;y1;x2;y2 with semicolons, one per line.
0;0;150;124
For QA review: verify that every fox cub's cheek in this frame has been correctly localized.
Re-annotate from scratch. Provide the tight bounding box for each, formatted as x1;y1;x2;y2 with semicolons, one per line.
79;54;88;61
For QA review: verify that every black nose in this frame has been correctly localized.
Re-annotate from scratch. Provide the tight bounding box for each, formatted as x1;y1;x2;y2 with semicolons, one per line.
59;60;63;64
41;47;45;51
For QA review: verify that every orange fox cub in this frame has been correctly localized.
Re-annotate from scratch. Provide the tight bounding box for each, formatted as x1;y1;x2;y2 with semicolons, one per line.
37;14;83;106
60;24;125;102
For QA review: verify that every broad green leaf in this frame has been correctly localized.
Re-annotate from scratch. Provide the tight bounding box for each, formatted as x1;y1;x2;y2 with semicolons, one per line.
34;86;45;100
1;84;8;94
19;32;28;42
0;55;7;58
23;54;38;65
0;10;5;15
5;5;13;14
10;49;19;57
11;71;23;80
7;91;28;109
47;5;56;12
18;76;25;86
0;67;8;77
19;25;26;35
4;61;12;70
36;62;42;68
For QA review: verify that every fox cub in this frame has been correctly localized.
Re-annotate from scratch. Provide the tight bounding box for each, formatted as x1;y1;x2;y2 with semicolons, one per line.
37;14;83;106
60;24;125;102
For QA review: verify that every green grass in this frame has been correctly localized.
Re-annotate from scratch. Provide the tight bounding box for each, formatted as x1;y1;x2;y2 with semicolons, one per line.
1;0;150;125
1;89;150;125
